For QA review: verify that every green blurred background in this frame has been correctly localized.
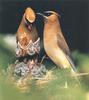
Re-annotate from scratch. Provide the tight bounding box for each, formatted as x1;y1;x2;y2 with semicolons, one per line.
0;0;89;100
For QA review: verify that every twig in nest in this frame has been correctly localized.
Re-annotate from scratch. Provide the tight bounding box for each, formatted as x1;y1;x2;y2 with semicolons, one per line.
40;55;49;64
50;66;56;71
72;72;89;77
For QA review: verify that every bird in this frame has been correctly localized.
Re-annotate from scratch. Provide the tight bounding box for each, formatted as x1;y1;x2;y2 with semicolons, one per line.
37;11;81;86
16;7;40;58
15;7;41;69
37;11;77;73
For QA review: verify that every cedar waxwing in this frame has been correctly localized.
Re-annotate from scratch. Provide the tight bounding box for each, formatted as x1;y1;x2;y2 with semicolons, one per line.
15;7;41;77
37;11;77;73
16;7;40;57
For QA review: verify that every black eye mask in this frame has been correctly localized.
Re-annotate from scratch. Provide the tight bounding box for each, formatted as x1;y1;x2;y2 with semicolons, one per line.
43;12;53;17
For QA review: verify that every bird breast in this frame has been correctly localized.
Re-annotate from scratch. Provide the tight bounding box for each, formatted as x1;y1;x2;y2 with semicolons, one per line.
44;34;71;69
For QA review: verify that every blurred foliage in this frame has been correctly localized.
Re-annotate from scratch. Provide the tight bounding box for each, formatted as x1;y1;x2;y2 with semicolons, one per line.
0;35;89;100
72;51;89;92
0;34;15;70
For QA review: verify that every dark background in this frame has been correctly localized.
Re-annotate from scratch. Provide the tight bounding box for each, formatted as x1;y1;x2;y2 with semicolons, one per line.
0;0;89;53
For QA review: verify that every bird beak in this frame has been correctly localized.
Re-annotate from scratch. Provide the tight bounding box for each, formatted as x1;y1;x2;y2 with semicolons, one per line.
44;11;61;18
36;13;48;19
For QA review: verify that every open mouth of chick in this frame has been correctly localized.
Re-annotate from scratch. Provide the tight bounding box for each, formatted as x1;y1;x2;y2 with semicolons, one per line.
25;16;34;31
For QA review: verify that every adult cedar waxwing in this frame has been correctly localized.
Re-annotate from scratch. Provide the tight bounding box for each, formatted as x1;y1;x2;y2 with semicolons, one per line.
16;7;40;57
38;11;77;73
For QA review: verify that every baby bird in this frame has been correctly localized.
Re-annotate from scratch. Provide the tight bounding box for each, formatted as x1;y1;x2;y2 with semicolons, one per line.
16;7;40;57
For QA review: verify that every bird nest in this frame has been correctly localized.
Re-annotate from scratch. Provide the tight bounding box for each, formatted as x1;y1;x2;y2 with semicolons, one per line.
7;61;54;92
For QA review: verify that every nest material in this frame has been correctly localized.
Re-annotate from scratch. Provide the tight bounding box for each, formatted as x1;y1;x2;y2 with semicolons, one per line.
14;61;47;79
6;62;56;92
14;62;29;78
16;37;40;56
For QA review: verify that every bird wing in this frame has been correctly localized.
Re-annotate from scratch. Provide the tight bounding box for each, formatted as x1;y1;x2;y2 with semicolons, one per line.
57;32;77;72
57;32;70;55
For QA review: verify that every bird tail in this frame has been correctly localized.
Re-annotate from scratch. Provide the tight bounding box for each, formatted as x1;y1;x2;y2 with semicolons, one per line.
66;55;77;73
66;55;80;85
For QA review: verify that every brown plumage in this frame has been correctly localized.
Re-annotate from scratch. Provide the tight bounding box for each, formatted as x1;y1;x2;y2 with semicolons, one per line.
16;7;40;57
38;11;76;72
